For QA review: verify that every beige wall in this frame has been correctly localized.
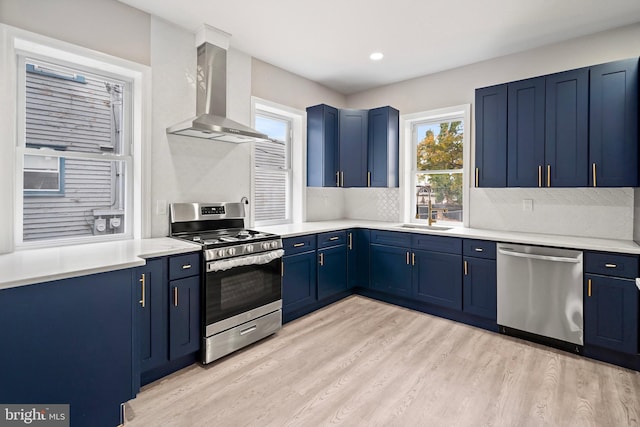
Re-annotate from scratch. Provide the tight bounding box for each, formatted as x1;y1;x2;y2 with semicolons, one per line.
0;0;151;65
252;58;346;110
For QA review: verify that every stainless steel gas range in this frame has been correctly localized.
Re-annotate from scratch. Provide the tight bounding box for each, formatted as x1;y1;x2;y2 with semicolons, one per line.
169;202;283;364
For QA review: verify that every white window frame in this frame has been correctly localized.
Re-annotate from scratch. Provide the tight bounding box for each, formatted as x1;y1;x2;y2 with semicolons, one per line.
250;97;305;227
3;26;151;250
401;104;471;227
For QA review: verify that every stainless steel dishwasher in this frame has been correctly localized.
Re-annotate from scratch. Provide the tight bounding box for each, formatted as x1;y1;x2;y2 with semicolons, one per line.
497;243;583;350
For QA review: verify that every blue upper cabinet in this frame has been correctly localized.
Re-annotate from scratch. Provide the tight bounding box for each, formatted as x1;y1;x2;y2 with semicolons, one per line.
307;104;339;187
589;58;639;187
507;77;546;187
339;109;368;187
368;106;400;187
475;84;507;187
545;67;589;187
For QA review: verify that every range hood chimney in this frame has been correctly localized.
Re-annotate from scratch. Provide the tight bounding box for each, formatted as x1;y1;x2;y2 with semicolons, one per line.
166;27;268;143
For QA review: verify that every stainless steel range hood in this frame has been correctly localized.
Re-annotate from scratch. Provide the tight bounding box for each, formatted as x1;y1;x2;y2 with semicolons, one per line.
166;42;268;143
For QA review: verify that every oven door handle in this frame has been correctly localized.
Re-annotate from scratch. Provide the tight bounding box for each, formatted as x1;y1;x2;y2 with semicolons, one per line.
207;249;285;273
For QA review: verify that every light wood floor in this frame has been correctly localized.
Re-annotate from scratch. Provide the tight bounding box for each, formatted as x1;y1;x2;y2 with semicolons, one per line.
125;296;640;426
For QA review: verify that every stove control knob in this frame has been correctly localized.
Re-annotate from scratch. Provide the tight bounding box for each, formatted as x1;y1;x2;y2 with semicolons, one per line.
261;242;271;250
245;245;254;253
227;247;236;256
217;249;225;258
270;241;279;249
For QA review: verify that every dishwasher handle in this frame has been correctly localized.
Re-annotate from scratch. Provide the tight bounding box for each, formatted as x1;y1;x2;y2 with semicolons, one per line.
498;247;581;263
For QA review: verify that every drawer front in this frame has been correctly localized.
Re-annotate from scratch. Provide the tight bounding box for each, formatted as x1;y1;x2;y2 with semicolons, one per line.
169;252;201;280
411;234;461;254
317;230;347;248
370;230;411;248
585;252;639;279
463;239;496;259
283;234;317;255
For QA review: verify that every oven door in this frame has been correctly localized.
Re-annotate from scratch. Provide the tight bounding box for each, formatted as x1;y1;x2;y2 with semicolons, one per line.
204;250;283;336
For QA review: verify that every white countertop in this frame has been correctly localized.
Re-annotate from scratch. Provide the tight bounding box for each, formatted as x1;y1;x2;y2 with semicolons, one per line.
0;238;201;290
256;220;640;255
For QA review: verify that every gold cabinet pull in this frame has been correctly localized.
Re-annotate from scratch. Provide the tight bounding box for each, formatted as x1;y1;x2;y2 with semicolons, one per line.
173;286;178;307
348;233;353;250
293;242;305;248
587;279;592;297
406;251;410;265
605;263;617;268
139;273;146;308
592;163;597;187
329;236;340;241
411;252;415;266
182;264;191;270
319;252;324;266
464;260;468;276
336;171;340;187
547;164;551;187
367;171;371;187
340;171;344;187
538;165;542;188
475;167;479;187
281;261;284;277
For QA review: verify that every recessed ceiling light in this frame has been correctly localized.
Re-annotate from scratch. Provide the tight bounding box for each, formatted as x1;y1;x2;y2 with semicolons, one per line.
369;52;384;61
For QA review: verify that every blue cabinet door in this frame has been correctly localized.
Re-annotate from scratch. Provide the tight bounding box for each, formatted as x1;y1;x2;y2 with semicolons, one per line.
589;58;639;187
475;84;507;187
135;258;168;374
545;67;589;187
168;275;201;360
339;109;368;187
367;106;399;187
507;77;546;187
318;244;348;299
307;104;339;187
282;250;317;312
348;228;370;289
463;257;497;320
584;274;639;354
0;270;134;427
412;250;462;310
370;244;412;297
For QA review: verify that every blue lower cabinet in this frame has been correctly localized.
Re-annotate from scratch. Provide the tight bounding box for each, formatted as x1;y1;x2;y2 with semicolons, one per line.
135;258;167;374
412;250;462;310
282;250;317;312
370;244;412;297
585;274;639;354
318;245;347;299
169;275;201;360
463;257;497;320
0;269;135;427
348;229;370;289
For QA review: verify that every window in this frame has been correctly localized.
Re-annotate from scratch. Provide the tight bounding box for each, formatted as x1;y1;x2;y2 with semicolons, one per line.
408;106;469;226
253;111;292;225
17;56;132;244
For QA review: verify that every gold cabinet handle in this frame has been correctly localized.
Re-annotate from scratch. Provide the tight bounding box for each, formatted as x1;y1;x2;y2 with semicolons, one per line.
474;248;484;252
348;233;353;250
340;171;344;187
139;273;145;307
538;165;542;188
281;261;284;277
592;163;597;187
411;252;415;266
475;167;479;187
293;242;305;248
329;236;340;241
605;263;617;268
547;164;551;187
406;251;410;265
319;252;324;266
173;286;178;307
367;171;371;187
182;264;191;270
587;279;592;297
336;171;340;187
464;260;468;276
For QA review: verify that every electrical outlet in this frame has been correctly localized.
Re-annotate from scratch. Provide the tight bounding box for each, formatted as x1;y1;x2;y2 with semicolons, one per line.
156;200;167;215
522;199;533;212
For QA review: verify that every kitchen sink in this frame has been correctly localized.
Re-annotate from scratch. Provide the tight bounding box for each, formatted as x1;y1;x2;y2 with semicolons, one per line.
399;224;452;231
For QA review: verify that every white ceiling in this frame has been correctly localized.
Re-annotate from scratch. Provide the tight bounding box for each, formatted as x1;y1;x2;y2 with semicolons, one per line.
118;0;640;95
